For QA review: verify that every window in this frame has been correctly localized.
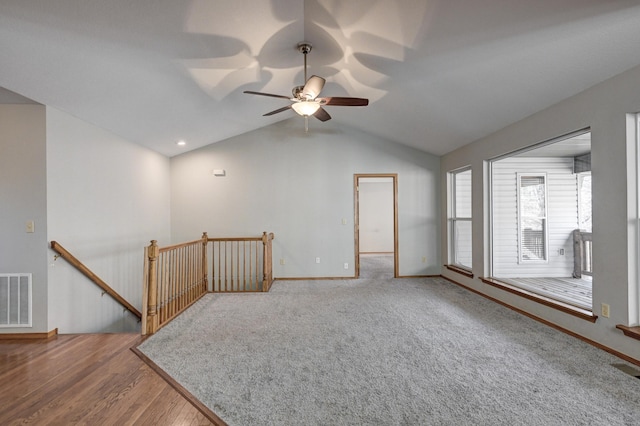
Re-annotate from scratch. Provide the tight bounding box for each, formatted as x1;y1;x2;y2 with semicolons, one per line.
518;174;548;262
449;167;472;270
489;129;593;313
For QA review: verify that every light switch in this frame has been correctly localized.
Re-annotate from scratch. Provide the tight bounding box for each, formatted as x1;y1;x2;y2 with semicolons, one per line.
26;220;35;233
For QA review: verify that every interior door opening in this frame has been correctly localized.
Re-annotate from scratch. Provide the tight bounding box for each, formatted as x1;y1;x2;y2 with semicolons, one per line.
354;174;398;278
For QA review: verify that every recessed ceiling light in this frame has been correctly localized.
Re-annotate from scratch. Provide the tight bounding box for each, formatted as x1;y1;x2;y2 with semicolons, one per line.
176;140;186;146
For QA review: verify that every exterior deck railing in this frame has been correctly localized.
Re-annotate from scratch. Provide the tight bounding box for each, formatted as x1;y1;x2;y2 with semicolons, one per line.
573;229;592;278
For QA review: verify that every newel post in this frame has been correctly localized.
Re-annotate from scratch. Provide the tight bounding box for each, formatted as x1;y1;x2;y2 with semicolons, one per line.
146;240;160;335
202;232;209;292
261;232;274;292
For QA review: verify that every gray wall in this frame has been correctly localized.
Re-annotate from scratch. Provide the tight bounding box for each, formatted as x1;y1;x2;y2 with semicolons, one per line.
0;105;49;332
171;119;440;278
441;63;640;361
46;107;171;333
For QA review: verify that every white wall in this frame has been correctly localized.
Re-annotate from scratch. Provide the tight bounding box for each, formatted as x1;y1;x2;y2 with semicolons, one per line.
171;119;440;277
359;179;394;253
46;108;170;333
441;64;640;361
0;105;49;333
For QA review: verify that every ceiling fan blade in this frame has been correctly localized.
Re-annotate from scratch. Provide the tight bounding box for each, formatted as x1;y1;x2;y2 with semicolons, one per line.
302;75;325;99
319;97;369;106
313;107;331;122
263;105;292;116
244;90;291;100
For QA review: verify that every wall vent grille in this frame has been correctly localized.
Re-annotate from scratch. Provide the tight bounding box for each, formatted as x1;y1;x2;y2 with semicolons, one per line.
0;273;32;327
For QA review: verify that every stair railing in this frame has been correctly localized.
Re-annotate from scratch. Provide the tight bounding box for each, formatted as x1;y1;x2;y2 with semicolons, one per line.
50;241;142;320
143;231;275;335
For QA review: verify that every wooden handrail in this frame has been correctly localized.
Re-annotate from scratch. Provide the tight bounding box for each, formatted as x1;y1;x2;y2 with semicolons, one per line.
208;236;265;242
157;239;204;252
50;241;142;319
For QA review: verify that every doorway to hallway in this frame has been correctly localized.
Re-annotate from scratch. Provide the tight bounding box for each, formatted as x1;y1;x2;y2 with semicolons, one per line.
354;174;398;278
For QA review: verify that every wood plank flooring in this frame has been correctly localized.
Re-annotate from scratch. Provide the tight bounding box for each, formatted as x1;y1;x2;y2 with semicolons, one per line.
0;333;216;425
500;276;592;310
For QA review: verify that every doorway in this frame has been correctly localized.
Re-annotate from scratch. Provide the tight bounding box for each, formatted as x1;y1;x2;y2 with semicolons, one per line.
354;174;398;278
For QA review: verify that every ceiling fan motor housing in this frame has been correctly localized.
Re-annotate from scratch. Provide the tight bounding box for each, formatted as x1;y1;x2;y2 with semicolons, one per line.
297;42;312;54
292;85;305;99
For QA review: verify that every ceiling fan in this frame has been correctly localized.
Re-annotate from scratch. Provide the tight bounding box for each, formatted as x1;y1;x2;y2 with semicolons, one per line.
244;42;369;128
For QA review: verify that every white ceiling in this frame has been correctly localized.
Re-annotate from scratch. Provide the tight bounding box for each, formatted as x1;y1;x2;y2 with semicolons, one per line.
2;0;640;157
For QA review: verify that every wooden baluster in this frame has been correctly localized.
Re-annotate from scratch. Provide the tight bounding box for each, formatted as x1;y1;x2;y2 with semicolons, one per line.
186;245;190;305
187;245;190;304
179;246;184;311
173;249;177;314
163;250;168;323
188;246;192;301
172;249;178;316
255;240;259;291
170;250;174;314
142;246;149;334
160;250;165;324
146;240;160;335
236;240;240;292
162;251;169;324
261;232;267;292
202;232;208;293
249;241;253;290
263;232;274;291
184;246;188;308
214;241;222;291
243;241;247;291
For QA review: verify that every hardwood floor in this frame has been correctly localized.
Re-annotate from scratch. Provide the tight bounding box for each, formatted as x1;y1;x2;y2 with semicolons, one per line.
0;333;218;425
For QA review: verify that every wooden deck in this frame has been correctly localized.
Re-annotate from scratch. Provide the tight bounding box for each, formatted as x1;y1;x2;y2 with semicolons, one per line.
499;276;592;310
0;333;218;425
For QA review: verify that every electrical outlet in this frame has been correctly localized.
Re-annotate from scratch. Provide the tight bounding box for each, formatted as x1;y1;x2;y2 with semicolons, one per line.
280;258;285;265
342;218;347;225
344;262;349;269
315;257;321;264
601;303;610;318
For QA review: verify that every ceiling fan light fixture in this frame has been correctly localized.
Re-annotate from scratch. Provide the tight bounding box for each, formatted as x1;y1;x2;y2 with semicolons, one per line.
244;41;368;125
291;100;320;116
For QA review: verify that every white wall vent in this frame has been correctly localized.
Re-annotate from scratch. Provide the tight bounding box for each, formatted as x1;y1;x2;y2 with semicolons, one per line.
0;273;32;327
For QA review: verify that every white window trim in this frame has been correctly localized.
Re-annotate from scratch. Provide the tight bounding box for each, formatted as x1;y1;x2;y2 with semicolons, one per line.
577;172;592;232
517;172;549;264
448;167;472;271
634;113;640;325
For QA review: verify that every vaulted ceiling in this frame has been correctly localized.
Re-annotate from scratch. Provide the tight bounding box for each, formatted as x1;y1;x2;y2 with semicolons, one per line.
2;0;640;157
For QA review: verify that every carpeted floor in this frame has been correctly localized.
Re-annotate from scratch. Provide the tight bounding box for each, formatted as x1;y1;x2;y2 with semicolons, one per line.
138;256;640;426
359;253;394;279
